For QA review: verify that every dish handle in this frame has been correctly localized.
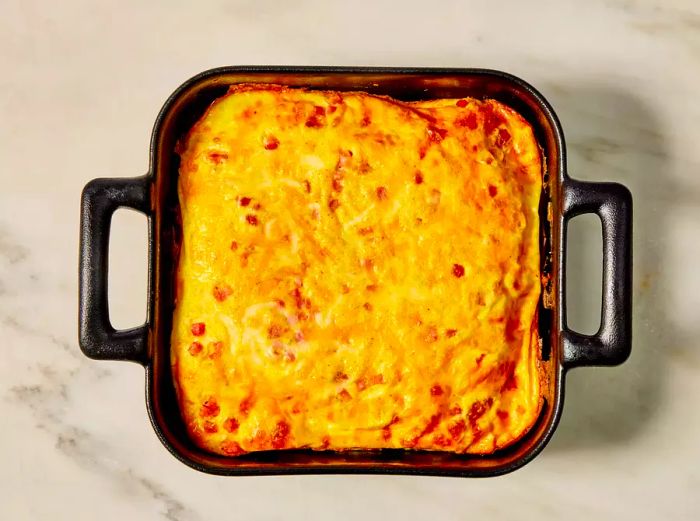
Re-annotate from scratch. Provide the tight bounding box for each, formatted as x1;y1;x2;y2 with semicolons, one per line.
79;176;151;364
561;179;633;368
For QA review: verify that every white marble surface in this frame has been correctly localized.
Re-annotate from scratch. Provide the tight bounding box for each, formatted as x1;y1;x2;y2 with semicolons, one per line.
1;0;699;519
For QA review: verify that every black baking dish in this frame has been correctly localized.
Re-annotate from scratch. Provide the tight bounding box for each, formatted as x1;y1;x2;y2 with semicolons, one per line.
79;66;632;476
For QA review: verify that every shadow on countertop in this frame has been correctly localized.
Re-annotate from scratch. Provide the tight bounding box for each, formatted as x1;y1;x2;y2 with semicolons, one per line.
540;84;698;452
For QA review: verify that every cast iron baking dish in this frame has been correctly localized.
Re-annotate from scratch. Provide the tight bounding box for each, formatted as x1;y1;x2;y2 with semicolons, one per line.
78;66;632;476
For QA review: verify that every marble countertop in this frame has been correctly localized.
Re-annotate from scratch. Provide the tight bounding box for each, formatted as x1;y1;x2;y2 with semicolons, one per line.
1;0;699;519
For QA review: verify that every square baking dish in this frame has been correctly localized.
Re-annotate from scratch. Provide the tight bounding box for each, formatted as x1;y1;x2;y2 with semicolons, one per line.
79;67;632;476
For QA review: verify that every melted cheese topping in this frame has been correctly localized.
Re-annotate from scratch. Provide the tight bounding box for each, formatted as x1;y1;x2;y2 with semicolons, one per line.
172;85;543;456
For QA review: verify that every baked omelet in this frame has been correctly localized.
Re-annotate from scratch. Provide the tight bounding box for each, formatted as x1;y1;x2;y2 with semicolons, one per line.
171;84;543;456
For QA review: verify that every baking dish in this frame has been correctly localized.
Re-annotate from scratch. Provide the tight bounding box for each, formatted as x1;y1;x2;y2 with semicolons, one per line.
79;66;632;476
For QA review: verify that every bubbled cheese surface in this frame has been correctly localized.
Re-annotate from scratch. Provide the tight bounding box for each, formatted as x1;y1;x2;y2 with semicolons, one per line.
172;85;543;456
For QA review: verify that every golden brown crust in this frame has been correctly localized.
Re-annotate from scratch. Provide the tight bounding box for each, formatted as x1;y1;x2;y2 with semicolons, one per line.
172;85;543;455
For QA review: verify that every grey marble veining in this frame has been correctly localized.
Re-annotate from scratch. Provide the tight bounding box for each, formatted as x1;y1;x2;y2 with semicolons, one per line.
1;0;699;519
